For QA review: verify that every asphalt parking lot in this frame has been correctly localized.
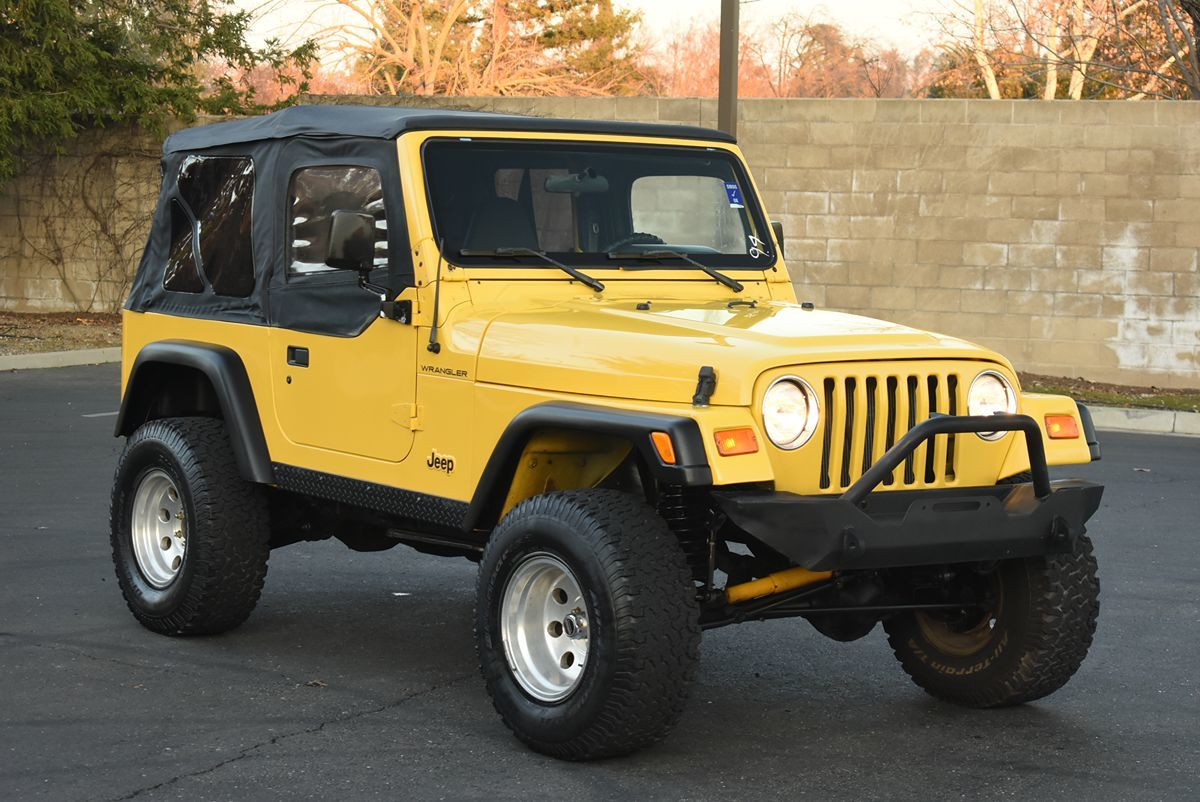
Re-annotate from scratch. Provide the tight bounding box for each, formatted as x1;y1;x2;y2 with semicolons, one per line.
1;363;1197;801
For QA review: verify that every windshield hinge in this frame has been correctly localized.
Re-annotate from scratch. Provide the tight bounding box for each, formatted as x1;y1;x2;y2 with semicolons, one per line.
380;299;411;323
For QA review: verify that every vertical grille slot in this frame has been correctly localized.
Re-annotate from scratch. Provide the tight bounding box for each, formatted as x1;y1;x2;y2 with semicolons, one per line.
819;378;835;490
945;375;959;479
924;375;940;484
840;378;856;488
903;376;918;485
862;377;878;475
883;376;900;487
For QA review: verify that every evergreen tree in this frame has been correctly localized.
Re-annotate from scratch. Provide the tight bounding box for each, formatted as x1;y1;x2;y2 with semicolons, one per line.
0;1;316;183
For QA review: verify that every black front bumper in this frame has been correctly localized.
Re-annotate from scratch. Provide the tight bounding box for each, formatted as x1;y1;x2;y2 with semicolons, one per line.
714;413;1104;572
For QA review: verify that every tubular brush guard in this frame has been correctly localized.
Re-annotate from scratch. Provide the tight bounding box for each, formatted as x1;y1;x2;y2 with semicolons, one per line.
713;414;1104;572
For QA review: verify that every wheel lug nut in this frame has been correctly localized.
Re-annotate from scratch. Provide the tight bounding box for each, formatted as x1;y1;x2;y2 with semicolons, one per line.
563;612;587;640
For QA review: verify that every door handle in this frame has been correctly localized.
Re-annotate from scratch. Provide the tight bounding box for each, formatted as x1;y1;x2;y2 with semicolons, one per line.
286;346;309;367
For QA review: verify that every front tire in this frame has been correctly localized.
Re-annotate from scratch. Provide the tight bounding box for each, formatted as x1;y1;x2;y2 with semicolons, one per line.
883;536;1099;707
475;490;700;760
110;417;270;635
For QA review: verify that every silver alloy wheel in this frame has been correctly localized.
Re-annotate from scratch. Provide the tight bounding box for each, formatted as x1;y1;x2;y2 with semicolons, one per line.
130;469;187;589
499;552;590;703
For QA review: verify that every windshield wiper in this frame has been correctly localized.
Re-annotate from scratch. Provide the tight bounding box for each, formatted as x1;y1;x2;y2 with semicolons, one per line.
459;247;604;292
607;249;743;293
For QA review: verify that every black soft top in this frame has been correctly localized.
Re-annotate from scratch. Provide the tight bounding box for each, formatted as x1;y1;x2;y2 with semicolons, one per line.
163;104;736;153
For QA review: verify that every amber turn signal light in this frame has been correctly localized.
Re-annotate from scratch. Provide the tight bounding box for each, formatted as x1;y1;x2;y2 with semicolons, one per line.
650;431;677;464
714;427;759;456
1045;414;1080;439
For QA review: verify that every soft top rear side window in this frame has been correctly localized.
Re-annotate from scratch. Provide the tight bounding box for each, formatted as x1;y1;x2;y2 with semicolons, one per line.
164;199;203;293
162;155;255;297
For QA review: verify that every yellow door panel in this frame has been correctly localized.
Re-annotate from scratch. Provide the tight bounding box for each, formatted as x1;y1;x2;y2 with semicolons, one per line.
269;315;418;463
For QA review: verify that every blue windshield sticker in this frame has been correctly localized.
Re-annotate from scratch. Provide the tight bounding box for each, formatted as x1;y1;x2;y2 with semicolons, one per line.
724;182;745;208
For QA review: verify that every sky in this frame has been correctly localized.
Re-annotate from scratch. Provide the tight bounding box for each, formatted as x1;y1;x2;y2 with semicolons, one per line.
239;0;948;64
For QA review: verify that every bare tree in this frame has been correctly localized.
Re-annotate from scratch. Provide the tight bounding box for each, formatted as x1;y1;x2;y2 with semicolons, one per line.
973;0;1003;97
738;13;915;98
938;0;1200;98
323;0;643;97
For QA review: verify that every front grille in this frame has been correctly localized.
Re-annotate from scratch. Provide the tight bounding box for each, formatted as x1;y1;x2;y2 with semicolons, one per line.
818;370;962;491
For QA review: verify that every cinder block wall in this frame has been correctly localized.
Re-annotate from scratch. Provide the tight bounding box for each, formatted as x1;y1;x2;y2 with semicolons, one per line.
0;128;163;314
2;97;1197;388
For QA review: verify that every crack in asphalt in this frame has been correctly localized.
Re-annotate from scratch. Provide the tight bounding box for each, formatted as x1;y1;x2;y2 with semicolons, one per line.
107;673;476;801
13;634;344;689
21;639;191;675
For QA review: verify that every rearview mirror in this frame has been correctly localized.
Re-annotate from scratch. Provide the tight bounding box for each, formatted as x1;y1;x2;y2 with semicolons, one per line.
770;220;785;259
544;168;609;195
325;209;376;271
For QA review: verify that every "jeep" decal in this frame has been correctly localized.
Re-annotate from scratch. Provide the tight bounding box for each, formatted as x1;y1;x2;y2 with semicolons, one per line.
426;450;455;474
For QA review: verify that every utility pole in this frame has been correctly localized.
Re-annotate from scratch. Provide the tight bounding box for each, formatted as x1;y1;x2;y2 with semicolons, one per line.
717;0;739;137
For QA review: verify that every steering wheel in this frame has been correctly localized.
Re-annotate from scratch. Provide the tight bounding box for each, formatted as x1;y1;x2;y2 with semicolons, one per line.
604;232;664;252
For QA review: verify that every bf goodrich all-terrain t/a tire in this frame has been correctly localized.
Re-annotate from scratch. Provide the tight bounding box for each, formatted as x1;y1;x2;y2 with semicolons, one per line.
111;417;270;635
883;535;1099;707
475;490;701;760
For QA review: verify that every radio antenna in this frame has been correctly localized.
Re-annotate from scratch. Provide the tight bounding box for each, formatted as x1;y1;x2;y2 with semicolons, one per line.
427;238;445;354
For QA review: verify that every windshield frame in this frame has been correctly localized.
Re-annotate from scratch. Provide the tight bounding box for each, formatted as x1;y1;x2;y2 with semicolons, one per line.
418;136;777;272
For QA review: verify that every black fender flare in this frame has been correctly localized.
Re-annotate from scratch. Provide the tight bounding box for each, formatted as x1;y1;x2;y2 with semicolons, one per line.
463;401;713;533
115;340;273;484
1076;401;1102;461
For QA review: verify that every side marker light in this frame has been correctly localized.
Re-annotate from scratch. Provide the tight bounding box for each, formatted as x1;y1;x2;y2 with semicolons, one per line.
1045;415;1080;439
650;431;677;464
715;427;759;456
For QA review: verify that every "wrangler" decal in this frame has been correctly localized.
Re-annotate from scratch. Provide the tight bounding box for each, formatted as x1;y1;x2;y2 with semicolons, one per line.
421;364;469;378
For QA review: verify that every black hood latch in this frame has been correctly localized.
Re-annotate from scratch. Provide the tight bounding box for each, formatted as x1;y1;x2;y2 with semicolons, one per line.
693;366;717;407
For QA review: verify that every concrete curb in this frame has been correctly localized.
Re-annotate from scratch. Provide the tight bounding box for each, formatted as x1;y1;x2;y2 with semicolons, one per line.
0;347;120;371
0;348;1195;437
1090;405;1200;437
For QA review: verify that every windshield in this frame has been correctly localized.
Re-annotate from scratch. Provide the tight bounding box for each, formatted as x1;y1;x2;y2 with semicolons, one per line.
423;140;775;270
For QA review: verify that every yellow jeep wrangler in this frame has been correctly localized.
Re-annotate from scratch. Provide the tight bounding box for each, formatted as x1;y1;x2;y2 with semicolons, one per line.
112;105;1103;759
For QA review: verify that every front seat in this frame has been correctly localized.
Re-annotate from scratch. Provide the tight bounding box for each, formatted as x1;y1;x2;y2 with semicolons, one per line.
463;197;540;251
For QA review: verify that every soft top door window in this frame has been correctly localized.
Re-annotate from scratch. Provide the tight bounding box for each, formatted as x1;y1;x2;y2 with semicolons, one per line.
288;166;388;276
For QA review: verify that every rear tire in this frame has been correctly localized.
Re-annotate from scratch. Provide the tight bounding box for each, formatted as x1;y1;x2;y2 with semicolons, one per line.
110;417;270;635
883;535;1099;707
475;490;700;760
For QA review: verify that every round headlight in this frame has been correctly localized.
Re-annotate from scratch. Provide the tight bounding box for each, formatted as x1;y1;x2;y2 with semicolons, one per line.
968;370;1017;440
762;377;819;449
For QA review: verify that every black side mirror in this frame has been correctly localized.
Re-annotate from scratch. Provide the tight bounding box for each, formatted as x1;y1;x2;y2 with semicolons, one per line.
325;209;376;271
770;220;785;259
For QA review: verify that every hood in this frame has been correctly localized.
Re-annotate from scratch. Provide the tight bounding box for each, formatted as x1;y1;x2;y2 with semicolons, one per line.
472;299;1006;406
